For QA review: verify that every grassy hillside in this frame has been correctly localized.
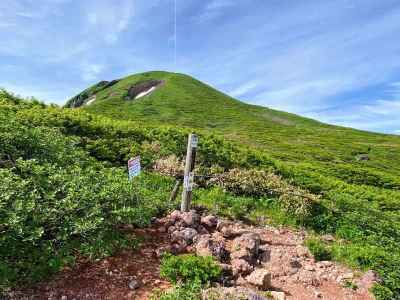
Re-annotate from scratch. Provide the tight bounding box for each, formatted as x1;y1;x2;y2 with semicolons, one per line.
63;72;400;298
69;71;400;189
2;70;400;299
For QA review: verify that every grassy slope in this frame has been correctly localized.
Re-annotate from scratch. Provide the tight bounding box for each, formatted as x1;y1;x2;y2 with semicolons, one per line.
76;71;400;185
4;85;400;298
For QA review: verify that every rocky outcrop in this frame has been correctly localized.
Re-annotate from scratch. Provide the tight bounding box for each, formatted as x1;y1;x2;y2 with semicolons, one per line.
156;210;378;300
65;79;120;108
126;79;164;100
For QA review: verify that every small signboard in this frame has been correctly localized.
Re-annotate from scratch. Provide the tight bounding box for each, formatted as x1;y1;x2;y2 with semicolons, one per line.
128;156;141;180
191;135;198;148
183;171;194;191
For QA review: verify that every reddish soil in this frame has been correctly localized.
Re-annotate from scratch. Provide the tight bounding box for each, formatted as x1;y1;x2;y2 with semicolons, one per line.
252;226;375;300
10;228;171;300
9;215;377;300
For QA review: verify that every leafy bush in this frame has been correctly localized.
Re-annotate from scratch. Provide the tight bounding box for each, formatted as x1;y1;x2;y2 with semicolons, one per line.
0;99;174;290
151;283;202;300
305;238;332;261
213;168;319;218
3;91;400;298
160;254;221;285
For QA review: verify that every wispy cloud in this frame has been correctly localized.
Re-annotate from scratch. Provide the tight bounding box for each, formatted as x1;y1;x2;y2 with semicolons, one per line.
303;80;400;133
1;0;400;134
80;63;106;82
194;0;235;23
229;79;260;97
84;0;134;44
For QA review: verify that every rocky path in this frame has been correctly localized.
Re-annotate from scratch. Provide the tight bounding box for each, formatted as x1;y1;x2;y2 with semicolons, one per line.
157;210;379;300
9;228;171;300
11;210;379;300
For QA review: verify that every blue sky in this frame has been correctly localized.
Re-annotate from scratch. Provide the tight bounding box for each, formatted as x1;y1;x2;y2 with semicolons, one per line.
1;0;400;134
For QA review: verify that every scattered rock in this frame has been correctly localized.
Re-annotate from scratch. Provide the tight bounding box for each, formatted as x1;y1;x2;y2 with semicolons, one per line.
181;211;200;227
321;234;335;242
183;228;198;243
358;270;381;292
201;215;218;228
232;233;260;257
128;279;141;290
270;291;286;300
231;259;253;276
195;235;213;257
212;243;230;263
197;225;210;235
231;248;252;261
314;291;322;298
170;210;181;222
296;245;310;258
337;272;354;282
246;269;272;290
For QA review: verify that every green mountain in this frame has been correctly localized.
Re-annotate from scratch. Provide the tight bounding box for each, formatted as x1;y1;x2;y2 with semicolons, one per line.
2;71;400;298
67;71;400;188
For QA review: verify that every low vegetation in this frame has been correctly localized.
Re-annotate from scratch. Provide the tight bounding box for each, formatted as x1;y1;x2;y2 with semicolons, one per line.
156;254;221;300
1;86;400;299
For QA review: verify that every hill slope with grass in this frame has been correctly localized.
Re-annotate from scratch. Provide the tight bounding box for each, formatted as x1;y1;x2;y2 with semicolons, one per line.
1;69;400;300
67;71;400;189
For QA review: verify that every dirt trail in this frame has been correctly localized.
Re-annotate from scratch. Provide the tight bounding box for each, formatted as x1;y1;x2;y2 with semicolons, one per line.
11;228;170;300
10;211;378;300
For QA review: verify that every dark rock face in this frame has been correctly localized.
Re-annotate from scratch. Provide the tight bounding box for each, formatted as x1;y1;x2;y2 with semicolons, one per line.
126;80;164;100
65;79;120;108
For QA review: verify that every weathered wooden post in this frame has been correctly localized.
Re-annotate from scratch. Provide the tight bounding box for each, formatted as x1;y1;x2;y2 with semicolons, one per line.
169;179;182;202
181;133;198;212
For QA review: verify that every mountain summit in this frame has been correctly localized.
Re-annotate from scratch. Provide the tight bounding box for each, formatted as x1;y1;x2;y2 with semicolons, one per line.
66;71;400;181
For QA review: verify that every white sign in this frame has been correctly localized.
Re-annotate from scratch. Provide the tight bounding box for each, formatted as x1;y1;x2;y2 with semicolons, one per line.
128;156;141;180
191;135;198;148
183;172;194;191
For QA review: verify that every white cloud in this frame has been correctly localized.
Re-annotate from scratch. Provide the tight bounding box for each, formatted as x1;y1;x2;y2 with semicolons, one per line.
194;0;235;23
304;90;400;133
81;63;105;82
84;0;134;44
229;79;260;97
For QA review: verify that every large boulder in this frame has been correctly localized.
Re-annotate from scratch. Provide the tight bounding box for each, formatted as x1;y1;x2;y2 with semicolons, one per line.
245;269;272;290
171;228;198;245
231;258;254;277
181;211;201;228
195;235;213;257
232;233;260;254
217;220;245;238
201;215;218;228
195;234;229;262
231;233;261;264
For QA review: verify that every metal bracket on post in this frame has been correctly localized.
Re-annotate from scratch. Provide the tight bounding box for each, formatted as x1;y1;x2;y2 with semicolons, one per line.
181;133;198;212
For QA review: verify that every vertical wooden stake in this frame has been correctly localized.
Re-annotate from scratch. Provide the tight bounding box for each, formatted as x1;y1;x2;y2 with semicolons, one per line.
169;179;182;202
181;133;198;212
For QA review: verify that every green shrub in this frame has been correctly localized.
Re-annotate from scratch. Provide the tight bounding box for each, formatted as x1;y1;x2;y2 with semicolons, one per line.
151;283;202;300
305;238;332;261
214;168;319;218
160;254;221;285
3;91;400;298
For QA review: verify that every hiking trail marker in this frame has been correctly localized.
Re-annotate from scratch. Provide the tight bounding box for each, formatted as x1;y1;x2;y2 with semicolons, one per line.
181;133;198;212
128;156;141;180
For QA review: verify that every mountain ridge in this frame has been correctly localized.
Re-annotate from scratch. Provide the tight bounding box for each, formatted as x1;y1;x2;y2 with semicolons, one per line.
66;71;400;181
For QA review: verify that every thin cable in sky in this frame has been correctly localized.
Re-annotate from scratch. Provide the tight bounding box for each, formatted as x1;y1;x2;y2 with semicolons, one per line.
174;0;177;67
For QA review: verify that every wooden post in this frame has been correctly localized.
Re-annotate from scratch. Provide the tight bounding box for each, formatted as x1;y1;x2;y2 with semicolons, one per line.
181;133;198;212
169;179;182;202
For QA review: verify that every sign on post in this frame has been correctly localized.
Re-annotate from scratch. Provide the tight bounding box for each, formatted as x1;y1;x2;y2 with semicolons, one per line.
181;133;198;212
128;156;141;180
